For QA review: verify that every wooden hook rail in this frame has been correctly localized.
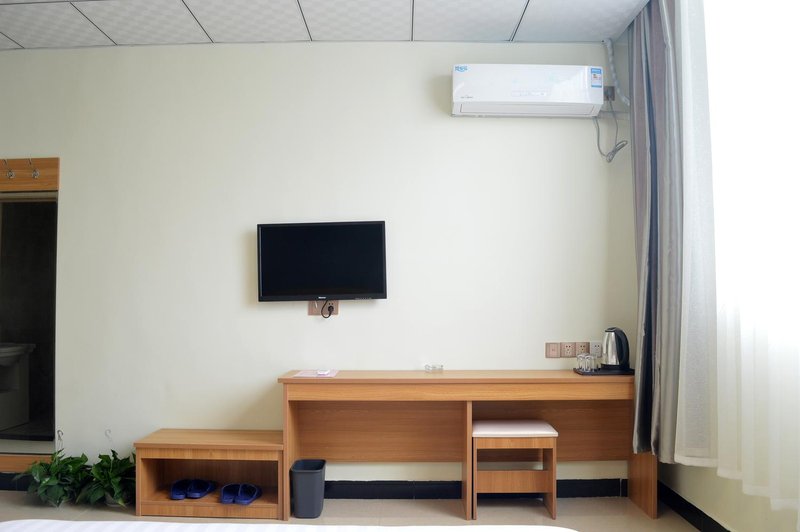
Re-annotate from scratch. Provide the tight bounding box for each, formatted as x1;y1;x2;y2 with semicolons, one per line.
0;157;59;192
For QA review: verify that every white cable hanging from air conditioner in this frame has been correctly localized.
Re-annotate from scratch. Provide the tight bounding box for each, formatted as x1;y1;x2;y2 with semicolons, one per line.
594;37;630;163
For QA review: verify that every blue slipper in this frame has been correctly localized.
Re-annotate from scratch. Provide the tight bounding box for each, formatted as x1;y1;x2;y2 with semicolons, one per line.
235;483;262;505
185;479;217;499
220;483;240;504
169;479;191;500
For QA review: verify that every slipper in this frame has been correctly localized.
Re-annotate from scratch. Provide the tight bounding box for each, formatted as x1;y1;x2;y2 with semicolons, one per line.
169;479;191;500
220;483;240;504
185;479;217;499
235;483;262;505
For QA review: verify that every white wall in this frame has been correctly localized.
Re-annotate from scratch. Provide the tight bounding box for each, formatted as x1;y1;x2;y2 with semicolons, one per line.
0;42;636;479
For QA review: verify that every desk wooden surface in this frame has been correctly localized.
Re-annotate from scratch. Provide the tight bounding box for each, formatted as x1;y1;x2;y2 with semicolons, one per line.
279;369;633;384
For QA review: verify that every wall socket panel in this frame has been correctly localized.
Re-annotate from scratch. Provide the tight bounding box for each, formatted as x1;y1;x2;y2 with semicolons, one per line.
590;341;602;356
560;342;576;358
545;342;561;358
308;300;339;316
575;342;590;355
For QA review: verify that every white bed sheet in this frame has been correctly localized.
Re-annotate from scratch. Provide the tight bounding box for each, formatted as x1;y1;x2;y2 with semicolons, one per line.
0;521;578;532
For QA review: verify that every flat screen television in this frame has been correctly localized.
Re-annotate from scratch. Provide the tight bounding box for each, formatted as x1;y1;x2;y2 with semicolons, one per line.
257;221;387;302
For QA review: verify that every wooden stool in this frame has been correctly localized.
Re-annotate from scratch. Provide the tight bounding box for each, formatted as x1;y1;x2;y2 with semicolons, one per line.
472;419;558;519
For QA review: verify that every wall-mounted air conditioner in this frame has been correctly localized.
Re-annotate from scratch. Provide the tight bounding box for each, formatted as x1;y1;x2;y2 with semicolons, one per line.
452;64;604;118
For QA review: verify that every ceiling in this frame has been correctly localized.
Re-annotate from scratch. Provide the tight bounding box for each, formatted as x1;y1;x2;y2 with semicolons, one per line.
0;0;648;52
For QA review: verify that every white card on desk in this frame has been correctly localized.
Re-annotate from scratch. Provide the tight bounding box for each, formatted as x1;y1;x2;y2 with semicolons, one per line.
294;369;339;378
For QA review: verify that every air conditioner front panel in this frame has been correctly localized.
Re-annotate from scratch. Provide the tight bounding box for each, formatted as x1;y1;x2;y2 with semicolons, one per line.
452;64;604;118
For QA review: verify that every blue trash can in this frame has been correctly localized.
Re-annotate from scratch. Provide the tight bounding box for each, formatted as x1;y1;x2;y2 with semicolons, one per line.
291;459;326;518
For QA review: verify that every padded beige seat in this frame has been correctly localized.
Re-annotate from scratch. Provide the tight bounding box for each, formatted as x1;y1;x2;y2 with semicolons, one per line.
472;419;558;519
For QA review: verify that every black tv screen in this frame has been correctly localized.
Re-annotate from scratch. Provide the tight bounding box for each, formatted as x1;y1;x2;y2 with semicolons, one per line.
257;221;387;302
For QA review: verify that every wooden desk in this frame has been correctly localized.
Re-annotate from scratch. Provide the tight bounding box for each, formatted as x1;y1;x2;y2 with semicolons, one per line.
279;370;656;520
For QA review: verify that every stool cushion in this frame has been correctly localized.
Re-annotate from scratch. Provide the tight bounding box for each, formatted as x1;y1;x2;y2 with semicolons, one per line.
472;419;558;438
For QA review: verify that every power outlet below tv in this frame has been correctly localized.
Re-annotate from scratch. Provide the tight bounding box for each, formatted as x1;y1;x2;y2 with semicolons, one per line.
308;300;339;317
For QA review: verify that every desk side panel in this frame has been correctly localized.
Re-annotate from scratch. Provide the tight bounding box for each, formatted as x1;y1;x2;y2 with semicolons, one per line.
629;452;658;518
463;401;472;520
282;386;298;520
293;401;463;462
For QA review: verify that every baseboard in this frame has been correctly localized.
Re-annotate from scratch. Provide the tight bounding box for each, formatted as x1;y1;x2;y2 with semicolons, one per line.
2;476;629;502
325;481;460;499
559;478;627;498
324;479;627;499
658;481;729;532
0;472;30;491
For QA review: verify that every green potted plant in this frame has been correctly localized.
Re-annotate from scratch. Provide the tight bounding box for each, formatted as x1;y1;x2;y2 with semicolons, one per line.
77;450;136;507
14;450;90;507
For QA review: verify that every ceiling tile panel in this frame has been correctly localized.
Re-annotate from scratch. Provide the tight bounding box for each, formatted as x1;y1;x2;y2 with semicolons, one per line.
74;0;210;45
515;0;648;42
0;32;20;50
0;0;650;51
414;0;526;42
300;0;411;41
185;0;308;43
0;3;113;49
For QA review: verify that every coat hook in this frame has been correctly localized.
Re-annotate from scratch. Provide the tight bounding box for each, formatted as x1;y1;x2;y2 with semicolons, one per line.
105;428;115;447
3;160;13;179
29;158;40;179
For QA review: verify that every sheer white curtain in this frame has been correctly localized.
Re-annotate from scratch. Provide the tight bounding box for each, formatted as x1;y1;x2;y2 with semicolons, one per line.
673;0;717;467
677;0;800;525
708;0;800;513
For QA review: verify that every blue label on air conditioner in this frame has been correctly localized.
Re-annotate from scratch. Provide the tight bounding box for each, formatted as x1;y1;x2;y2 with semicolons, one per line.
591;67;603;88
455;65;468;73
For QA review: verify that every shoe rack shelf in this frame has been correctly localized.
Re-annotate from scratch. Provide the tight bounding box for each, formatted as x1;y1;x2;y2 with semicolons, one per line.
135;429;283;519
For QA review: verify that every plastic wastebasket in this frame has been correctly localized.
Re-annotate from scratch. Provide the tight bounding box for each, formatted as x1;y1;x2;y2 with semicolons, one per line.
291;459;326;518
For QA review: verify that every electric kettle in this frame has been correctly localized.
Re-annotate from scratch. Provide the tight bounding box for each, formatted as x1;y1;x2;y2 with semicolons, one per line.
602;327;630;369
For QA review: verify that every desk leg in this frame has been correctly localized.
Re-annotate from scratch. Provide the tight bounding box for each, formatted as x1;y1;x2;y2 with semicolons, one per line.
463;401;472;520
283;390;298;521
629;452;657;518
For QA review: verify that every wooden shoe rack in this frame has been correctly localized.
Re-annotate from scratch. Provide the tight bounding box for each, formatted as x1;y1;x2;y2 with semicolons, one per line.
135;429;283;519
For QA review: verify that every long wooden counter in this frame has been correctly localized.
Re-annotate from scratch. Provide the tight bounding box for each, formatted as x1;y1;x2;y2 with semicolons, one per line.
279;370;656;520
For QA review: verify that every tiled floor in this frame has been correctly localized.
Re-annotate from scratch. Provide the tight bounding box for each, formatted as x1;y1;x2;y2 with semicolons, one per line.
0;491;696;531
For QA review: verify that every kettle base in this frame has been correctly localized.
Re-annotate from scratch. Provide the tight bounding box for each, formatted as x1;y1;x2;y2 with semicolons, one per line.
573;367;634;376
